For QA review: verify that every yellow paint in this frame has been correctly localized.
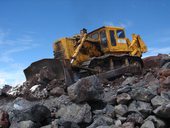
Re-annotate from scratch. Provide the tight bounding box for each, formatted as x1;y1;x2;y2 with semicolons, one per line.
53;26;147;66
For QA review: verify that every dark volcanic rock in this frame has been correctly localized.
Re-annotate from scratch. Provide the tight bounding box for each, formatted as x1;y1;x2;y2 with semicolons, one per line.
116;93;131;104
153;103;170;118
130;87;155;102
56;103;92;123
67;75;103;103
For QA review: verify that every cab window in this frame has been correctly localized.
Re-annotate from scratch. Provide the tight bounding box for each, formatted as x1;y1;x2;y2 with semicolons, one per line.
116;30;125;38
100;30;107;47
91;33;99;40
110;30;116;46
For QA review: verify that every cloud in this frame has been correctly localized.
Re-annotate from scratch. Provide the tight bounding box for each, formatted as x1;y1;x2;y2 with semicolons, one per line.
143;47;170;58
103;21;133;28
0;29;38;87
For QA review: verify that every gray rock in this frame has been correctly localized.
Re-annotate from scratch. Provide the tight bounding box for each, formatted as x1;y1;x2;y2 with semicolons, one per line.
122;76;137;86
130;87;155;102
87;115;113;128
116;93;131;104
128;100;138;112
122;122;135;128
153;103;170;118
103;90;116;105
42;95;72;110
67;75;103;103
141;120;155;128
137;101;153;117
40;125;52;128
10;104;51;127
56;103;92;123
50;87;65;96
115;104;128;116
18;120;38;128
126;112;144;125
144;72;156;83
151;96;168;108
161;91;170;101
103;104;115;118
117;85;131;94
147;80;160;95
145;115;166;128
162;62;170;69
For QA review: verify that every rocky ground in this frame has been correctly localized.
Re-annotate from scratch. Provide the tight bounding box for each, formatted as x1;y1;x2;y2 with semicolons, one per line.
0;54;170;128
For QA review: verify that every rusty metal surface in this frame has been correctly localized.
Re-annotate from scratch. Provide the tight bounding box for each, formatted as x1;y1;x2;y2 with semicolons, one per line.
24;59;65;81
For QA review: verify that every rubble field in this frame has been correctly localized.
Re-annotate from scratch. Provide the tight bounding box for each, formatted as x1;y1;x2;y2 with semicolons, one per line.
0;54;170;128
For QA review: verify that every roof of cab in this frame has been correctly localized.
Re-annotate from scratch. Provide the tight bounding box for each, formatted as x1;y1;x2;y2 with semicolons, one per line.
88;26;124;34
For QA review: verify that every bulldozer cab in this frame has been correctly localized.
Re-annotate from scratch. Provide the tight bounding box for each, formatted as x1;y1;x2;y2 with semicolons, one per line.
88;26;128;53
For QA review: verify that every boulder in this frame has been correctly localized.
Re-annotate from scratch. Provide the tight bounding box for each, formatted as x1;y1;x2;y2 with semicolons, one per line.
10;104;51;127
145;115;166;128
42;95;72;110
18;120;38;128
68;75;103;103
56;103;92;123
116;93;131;104
153;103;170;118
117;85;132;94
122;122;134;128
126;112;144;125
49;87;65;96
121;76;137;86
151;96;168;108
114;104;128;116
102;90;116;105
87;115;113;128
161;91;170;101
140;120;155;128
130;87;155;102
136;101;153;118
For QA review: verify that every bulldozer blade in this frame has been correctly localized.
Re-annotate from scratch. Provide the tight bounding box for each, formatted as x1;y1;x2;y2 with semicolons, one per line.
24;59;67;83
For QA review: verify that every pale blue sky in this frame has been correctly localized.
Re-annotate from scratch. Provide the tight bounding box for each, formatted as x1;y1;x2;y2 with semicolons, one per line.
0;0;170;86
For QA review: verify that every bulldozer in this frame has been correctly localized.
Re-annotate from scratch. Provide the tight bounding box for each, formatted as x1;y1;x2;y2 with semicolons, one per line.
24;26;147;85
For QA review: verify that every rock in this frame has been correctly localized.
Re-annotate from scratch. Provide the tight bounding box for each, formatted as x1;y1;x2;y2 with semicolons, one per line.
128;100;138;112
145;115;166;128
56;103;92;123
10;104;51;127
151;96;168;108
87;115;113;128
122;76;137;86
130;87;155;102
162;62;170;69
122;122;135;128
67;75;103;103
114;104;128;116
136;101;153;118
103;104;115;118
126;112;144;125
147;80;160;95
153;103;170;118
144;72;156;83
102;90;116;105
140;120;155;128
0;110;10;128
116;93;131;104
40;124;52;128
49;87;65;96
1;85;12;94
114;119;121;126
161;91;170;101
42;95;72;110
18;120;38;128
117;85;132;94
93;104;115;118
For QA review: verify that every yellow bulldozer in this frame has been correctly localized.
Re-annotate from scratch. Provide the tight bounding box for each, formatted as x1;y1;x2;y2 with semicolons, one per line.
24;26;147;85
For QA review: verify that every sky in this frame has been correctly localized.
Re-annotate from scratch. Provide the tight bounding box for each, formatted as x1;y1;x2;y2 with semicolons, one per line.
0;0;170;87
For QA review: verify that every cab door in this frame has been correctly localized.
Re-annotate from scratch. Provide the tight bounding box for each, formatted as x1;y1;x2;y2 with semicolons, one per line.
99;30;110;52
